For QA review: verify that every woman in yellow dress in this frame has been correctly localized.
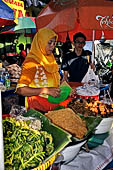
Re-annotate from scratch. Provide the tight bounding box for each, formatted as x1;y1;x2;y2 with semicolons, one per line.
16;27;61;112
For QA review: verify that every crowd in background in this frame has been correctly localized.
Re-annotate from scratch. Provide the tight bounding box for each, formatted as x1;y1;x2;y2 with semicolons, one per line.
0;32;113;101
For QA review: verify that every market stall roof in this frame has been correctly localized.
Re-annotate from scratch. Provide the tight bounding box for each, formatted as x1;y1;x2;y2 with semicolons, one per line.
36;0;113;42
0;0;15;26
0;16;36;34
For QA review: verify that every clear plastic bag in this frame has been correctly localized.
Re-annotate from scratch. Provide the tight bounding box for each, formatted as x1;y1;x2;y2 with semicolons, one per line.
82;66;99;85
9;104;27;117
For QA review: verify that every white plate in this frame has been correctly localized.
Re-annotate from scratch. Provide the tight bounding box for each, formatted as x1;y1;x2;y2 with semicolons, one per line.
76;85;100;96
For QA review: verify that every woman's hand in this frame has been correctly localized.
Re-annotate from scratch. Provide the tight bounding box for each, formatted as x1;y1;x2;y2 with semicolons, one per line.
17;86;61;98
43;87;61;98
16;86;61;98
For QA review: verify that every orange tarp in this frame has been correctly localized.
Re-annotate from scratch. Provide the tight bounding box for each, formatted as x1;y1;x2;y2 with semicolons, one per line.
36;0;113;42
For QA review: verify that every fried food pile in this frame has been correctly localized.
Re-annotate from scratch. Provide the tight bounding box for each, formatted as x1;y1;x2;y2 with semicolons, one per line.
68;98;113;117
68;98;95;117
45;108;88;139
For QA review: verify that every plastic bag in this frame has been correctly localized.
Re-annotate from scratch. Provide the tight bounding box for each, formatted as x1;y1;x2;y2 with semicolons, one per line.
82;66;99;84
9;104;27;117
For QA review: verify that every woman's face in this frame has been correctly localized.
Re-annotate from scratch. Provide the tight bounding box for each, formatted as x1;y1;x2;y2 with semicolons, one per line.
45;37;56;55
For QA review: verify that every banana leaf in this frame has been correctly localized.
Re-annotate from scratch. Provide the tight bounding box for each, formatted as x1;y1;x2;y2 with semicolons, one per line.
24;109;72;162
24;109;102;145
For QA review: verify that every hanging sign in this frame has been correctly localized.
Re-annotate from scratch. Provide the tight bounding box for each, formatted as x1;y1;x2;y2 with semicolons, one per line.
3;0;27;21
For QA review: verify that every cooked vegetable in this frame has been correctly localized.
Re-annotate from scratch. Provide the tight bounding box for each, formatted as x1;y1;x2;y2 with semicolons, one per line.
3;117;54;170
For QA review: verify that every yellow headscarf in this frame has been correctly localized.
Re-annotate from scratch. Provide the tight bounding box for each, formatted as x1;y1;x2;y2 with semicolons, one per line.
26;27;59;73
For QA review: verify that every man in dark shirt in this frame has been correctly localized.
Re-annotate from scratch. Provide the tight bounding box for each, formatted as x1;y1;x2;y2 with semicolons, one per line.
61;32;94;82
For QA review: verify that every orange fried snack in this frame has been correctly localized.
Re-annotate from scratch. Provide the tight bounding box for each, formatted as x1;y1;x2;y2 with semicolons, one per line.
45;108;88;139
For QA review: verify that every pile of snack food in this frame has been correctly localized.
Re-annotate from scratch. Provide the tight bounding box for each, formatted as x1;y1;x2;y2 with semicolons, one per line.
6;64;21;83
68;97;113;117
45;108;88;139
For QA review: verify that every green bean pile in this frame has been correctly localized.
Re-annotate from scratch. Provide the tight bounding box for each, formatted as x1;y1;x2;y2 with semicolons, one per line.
3;117;54;170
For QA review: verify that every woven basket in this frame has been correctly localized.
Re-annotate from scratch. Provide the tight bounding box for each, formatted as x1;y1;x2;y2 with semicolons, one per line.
32;154;56;170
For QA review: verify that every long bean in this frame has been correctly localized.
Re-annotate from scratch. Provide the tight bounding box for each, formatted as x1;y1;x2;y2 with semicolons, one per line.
3;117;54;170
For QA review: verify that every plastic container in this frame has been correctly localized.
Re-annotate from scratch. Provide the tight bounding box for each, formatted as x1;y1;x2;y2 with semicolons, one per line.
0;68;5;85
4;71;10;88
76;94;99;100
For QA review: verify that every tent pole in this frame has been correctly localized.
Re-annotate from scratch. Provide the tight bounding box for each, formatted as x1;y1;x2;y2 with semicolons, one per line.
92;30;95;63
0;91;4;170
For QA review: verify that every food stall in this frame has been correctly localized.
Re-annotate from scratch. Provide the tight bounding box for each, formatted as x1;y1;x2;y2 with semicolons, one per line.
56;82;113;170
1;80;113;170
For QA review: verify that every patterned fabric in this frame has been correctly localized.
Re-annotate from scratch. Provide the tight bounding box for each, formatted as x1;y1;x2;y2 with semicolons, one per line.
17;58;60;90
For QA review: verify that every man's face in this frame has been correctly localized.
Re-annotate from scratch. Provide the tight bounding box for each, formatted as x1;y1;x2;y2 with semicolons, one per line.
1;54;5;60
74;37;86;50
